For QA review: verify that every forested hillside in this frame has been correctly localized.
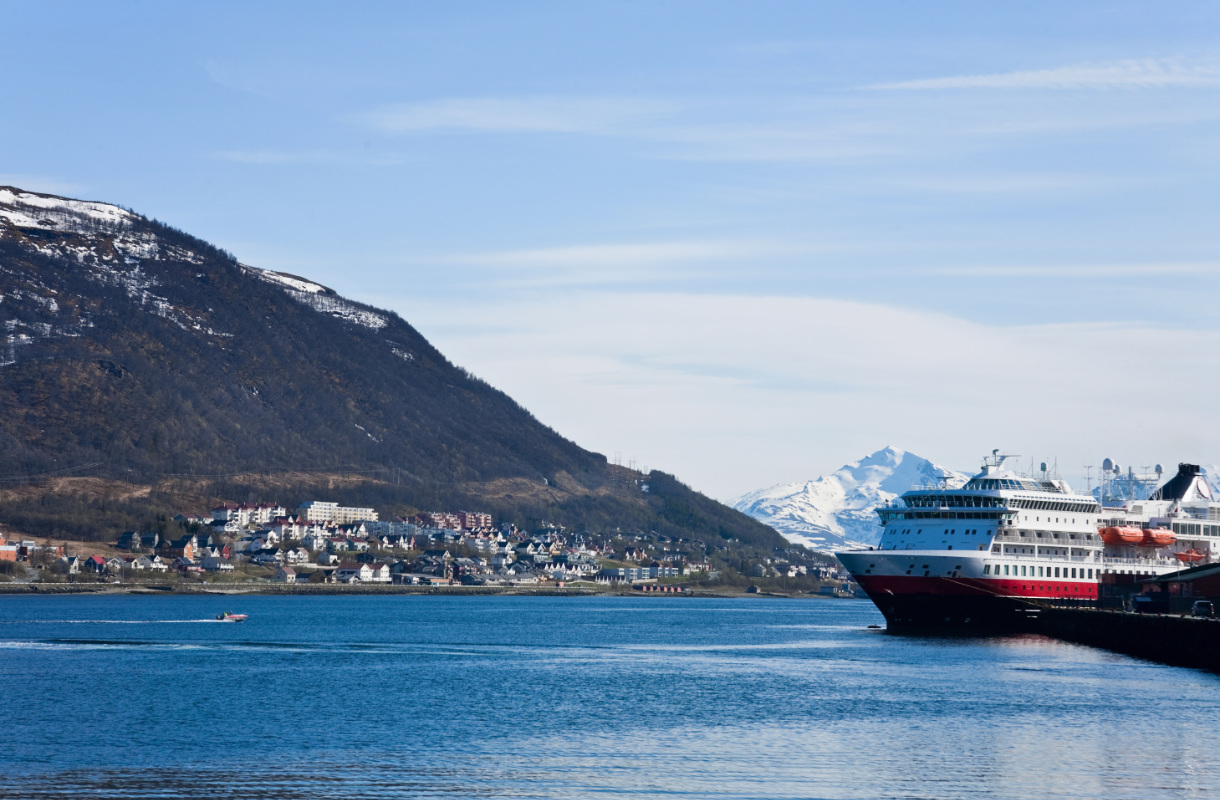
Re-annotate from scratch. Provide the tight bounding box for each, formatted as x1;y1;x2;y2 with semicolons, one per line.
0;187;788;553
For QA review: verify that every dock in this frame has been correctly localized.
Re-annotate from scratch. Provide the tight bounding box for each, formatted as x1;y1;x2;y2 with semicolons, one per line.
1039;607;1220;672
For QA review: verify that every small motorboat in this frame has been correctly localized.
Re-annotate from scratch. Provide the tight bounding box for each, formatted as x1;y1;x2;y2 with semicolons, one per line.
216;611;248;622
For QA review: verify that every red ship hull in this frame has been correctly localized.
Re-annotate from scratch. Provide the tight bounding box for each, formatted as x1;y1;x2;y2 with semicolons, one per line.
855;574;1095;630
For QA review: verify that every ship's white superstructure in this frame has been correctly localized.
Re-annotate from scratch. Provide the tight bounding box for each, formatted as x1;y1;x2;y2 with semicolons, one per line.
836;454;1220;628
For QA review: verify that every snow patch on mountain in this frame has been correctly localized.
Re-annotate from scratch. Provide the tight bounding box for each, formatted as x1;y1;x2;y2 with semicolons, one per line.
0;187;135;232
3;187;388;351
734;446;969;552
243;265;387;330
0;190;236;356
252;268;330;295
288;290;388;330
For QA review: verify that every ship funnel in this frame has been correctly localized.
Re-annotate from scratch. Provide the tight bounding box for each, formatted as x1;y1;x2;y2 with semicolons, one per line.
1150;464;1204;501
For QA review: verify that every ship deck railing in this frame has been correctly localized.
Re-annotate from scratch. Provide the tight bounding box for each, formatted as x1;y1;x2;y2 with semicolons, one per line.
999;553;1188;568
1003;552;1100;562
1099;556;1184;567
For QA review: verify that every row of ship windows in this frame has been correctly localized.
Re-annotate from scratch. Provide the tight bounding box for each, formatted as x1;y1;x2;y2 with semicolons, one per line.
1020;516;1084;525
881;511;1008;520
1009;499;1099;514
906;496;1008;508
1014;531;1092;540
1171;522;1220;537
984;564;1093;579
902;498;1098;514
999;547;1074;556
964;479;1043;491
893;528;989;536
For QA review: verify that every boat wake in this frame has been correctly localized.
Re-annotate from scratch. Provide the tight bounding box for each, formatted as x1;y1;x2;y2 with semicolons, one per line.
0;619;225;624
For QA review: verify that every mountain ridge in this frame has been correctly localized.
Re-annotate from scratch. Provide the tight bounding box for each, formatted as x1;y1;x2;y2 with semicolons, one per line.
0;186;788;552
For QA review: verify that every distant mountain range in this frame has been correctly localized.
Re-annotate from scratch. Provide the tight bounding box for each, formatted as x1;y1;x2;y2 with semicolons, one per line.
0;186;786;551
733;446;968;551
736;449;1220;552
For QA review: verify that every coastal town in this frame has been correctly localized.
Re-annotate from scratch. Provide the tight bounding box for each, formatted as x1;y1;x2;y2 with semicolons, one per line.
0;499;857;595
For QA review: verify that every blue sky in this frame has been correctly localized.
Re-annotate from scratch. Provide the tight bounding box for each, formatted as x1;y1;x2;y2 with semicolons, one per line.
4;2;1220;498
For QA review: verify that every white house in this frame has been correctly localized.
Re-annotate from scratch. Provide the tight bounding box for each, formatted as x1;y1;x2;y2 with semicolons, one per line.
201;556;235;572
334;563;372;583
301;533;330;552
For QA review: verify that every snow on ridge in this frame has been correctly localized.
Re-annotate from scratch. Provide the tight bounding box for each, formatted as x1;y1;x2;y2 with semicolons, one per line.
0;188;135;228
289;291;388;330
253;268;330;295
734;446;969;552
242;263;388;330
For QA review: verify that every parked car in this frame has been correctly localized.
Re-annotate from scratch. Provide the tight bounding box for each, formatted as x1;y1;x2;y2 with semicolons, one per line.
1190;600;1215;618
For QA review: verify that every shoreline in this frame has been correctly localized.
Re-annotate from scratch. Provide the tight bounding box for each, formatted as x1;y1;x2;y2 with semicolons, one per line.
0;582;832;599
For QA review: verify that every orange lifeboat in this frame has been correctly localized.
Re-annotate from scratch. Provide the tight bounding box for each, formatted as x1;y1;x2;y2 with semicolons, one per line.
1100;526;1143;545
1176;549;1206;564
1139;527;1176;548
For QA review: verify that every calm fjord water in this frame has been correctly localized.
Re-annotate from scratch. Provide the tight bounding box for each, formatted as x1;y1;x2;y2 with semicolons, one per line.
0;595;1216;800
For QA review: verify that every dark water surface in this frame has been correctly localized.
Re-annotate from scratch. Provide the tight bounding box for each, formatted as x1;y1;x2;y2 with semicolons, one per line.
0;595;1216;799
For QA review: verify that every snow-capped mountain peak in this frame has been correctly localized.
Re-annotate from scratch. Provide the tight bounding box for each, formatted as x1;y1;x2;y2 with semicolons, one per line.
734;446;968;551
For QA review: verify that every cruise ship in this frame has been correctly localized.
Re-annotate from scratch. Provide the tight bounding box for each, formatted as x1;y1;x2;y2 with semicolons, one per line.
835;453;1220;629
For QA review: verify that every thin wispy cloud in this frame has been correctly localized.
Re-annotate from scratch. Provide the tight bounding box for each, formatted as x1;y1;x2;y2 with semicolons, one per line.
644;122;900;162
363;94;904;161
871;173;1121;195
429;240;799;288
364;96;674;134
357;81;1215;163
213;150;410;166
866;58;1220;91
932;262;1219;278
444;240;783;267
